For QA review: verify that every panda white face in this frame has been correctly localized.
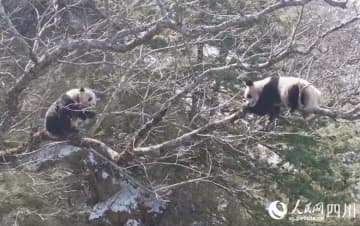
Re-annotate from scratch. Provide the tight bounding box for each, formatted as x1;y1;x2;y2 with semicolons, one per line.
78;87;96;108
244;80;260;107
66;87;97;108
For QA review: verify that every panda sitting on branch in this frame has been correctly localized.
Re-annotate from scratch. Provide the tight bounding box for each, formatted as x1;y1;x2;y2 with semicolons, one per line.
44;87;97;139
243;76;321;124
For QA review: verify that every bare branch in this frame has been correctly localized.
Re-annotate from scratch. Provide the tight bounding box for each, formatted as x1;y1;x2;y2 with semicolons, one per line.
323;0;348;9
126;63;239;151
0;1;32;56
238;14;360;70
133;109;246;153
188;0;347;36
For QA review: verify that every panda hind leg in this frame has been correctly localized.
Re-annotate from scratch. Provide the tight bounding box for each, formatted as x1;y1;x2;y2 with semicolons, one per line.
302;112;316;120
65;128;81;140
302;106;318;120
300;87;321;120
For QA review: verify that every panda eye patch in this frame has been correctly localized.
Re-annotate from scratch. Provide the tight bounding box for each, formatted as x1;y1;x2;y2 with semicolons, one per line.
247;94;252;99
88;97;93;102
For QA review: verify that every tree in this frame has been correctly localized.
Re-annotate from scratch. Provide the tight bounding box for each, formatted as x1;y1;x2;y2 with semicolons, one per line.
0;0;359;225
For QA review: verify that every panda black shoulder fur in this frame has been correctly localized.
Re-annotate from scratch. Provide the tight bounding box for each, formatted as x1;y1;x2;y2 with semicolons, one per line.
244;76;321;122
45;87;97;138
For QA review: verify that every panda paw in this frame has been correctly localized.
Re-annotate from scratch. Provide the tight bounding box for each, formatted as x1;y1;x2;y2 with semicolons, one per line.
84;111;96;119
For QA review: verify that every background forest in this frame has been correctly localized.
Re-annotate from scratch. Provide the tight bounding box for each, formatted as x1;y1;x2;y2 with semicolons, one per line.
1;0;360;225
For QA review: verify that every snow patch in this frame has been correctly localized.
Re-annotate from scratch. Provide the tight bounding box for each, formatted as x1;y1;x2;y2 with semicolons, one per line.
125;219;140;226
57;146;77;158
63;170;73;177
203;44;219;58
252;144;295;171
217;196;228;212
89;181;166;220
102;170;110;179
88;152;97;165
144;198;166;213
338;151;360;164
21;144;80;171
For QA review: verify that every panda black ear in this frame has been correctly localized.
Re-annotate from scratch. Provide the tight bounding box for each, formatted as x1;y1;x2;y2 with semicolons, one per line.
79;87;85;92
245;80;254;87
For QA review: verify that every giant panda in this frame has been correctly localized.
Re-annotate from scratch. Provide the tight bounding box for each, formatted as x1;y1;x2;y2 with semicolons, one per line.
45;87;97;138
243;76;321;122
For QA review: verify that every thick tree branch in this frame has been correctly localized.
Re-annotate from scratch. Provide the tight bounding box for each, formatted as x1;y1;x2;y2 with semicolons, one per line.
0;131;121;164
132;103;360;154
323;0;348;9
0;135;152;193
301;106;360;120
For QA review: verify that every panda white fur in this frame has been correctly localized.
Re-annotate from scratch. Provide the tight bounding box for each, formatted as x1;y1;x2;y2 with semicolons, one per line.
45;87;97;138
244;76;321;121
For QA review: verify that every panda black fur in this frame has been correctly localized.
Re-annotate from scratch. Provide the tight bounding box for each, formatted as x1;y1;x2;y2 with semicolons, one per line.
244;76;321;122
45;87;97;138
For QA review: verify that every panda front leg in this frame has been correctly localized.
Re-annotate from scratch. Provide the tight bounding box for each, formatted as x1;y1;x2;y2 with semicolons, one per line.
55;116;81;140
66;124;81;140
69;111;96;137
78;110;96;129
77;110;96;120
67;117;81;136
269;105;280;121
265;105;281;129
84;110;96;119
